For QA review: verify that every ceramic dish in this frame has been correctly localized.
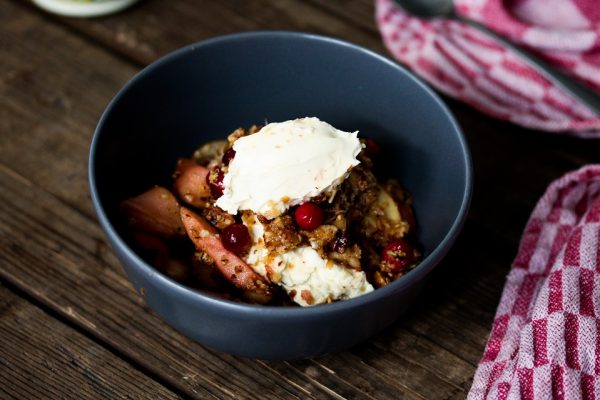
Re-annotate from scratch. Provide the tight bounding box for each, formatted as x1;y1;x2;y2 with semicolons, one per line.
89;31;472;359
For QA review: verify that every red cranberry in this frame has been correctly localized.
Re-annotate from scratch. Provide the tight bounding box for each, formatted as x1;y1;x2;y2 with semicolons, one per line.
381;239;416;273
206;167;224;197
222;148;236;165
363;138;381;158
221;224;251;254
294;202;324;230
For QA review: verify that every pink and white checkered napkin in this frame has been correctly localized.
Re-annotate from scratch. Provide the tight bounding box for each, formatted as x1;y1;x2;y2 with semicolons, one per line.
468;165;600;399
375;0;600;137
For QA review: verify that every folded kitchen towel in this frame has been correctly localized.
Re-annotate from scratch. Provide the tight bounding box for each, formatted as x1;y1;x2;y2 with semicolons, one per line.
376;0;600;137
468;165;600;399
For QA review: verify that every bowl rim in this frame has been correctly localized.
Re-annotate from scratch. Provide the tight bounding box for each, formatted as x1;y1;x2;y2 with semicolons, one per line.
89;30;473;318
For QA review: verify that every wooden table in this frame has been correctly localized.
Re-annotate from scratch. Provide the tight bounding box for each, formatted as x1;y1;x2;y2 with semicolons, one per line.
2;1;599;398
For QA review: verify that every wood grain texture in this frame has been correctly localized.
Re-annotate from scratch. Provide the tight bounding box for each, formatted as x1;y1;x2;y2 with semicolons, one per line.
24;0;387;66
0;284;181;400
2;0;600;399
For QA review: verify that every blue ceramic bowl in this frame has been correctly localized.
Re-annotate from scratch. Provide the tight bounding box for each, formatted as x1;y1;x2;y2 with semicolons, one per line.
89;31;472;359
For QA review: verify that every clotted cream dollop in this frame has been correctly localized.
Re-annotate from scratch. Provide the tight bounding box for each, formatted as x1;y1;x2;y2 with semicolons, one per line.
215;117;362;219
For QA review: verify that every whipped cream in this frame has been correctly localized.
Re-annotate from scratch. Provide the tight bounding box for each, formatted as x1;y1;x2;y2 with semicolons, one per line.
243;214;374;306
215;117;362;219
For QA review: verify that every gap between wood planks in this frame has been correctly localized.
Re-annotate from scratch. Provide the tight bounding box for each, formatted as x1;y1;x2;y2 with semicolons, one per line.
12;0;388;67
10;0;151;68
303;0;380;36
0;281;187;400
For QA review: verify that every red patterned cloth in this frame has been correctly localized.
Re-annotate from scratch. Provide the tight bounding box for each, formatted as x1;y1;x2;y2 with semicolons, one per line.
375;0;600;137
468;165;600;399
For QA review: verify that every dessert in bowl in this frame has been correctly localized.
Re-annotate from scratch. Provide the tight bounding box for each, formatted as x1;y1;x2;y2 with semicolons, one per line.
89;31;472;359
121;117;422;307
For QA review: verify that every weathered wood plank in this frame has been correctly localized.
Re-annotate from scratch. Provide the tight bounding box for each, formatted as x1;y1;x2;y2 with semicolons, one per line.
0;283;182;400
1;0;137;217
21;0;388;66
305;0;380;34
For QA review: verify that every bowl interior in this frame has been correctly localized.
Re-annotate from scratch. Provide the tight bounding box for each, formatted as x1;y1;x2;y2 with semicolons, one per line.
92;32;471;301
